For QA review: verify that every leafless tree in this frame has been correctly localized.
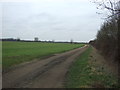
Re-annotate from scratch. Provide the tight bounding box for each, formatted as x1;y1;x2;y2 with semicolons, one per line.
93;0;120;19
92;0;119;62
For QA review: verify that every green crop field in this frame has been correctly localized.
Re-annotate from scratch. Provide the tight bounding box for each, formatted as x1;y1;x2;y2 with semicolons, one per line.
2;41;84;69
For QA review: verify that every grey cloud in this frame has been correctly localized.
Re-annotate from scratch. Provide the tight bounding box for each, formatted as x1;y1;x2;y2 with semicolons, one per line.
2;1;103;42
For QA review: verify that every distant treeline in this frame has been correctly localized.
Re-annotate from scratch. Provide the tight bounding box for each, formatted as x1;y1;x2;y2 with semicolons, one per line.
1;38;87;44
1;38;20;41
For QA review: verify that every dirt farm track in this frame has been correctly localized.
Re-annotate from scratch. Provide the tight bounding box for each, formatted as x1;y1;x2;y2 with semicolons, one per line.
3;45;88;88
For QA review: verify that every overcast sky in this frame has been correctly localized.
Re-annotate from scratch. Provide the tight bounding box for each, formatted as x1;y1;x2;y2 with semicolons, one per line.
1;0;104;42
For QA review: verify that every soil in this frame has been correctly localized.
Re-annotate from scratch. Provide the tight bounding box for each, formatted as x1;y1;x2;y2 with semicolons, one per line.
2;45;88;88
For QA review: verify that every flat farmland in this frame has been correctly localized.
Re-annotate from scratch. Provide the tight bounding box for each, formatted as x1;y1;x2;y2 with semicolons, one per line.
2;41;84;69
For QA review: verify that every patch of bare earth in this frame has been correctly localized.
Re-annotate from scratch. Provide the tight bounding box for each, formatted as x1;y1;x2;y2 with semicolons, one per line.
3;45;88;88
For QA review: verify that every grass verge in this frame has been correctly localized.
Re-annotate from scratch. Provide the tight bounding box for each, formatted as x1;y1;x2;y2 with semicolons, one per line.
65;46;119;88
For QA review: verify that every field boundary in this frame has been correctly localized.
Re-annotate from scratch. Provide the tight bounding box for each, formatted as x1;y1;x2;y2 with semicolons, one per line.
65;46;119;88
